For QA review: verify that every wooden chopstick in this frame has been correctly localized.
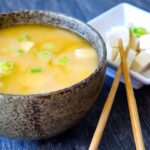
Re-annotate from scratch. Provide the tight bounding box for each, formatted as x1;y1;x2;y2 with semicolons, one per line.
118;39;145;150
135;41;141;53
89;47;129;150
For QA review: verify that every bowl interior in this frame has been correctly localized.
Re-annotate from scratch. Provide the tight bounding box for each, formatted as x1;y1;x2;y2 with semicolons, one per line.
0;11;107;95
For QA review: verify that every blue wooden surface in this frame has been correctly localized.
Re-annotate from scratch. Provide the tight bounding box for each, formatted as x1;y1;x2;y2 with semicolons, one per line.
0;0;150;149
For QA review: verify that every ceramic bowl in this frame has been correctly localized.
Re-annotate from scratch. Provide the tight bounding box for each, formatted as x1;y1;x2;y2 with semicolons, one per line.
0;11;106;139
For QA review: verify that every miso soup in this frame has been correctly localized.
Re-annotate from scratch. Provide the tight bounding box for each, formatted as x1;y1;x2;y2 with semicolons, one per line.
0;25;98;94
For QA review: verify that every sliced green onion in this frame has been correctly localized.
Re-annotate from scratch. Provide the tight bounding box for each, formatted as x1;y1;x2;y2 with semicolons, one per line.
58;56;69;64
130;27;149;38
17;34;31;42
6;47;13;51
0;61;14;71
42;42;56;50
0;74;2;80
17;37;24;42
46;43;55;50
38;50;53;61
42;42;61;53
30;68;42;73
3;47;13;52
17;49;25;55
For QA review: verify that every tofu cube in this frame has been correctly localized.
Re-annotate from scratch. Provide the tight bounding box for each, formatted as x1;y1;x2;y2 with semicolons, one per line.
75;48;97;59
20;41;34;52
107;26;130;48
139;34;150;50
114;49;137;68
144;49;150;55
105;38;118;61
126;49;138;68
131;51;150;72
141;66;150;78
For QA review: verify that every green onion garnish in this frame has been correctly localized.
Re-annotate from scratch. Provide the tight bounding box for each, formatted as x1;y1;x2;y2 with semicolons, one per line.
17;49;25;55
0;74;2;80
30;68;42;73
59;56;69;64
17;37;24;42
42;42;61;53
130;27;149;38
46;43;55;50
42;43;56;50
6;47;13;51
38;50;53;61
17;34;31;42
0;61;14;71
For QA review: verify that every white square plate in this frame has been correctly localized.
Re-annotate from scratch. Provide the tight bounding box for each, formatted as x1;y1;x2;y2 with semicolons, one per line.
88;3;150;89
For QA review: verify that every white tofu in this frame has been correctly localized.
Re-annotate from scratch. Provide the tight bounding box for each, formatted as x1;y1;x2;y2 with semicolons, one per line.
114;49;137;68
75;48;97;59
139;34;150;50
20;41;34;52
144;49;150;55
127;49;137;68
105;40;119;61
141;66;150;78
108;26;130;48
131;51;150;72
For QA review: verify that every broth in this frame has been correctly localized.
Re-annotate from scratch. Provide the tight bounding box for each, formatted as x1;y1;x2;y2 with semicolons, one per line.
0;24;98;94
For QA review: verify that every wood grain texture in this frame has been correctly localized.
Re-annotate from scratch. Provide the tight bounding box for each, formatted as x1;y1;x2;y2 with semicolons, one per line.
118;39;144;150
89;47;130;150
0;0;150;150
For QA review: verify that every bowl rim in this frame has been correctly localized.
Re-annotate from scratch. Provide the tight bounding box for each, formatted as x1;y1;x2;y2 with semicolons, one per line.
0;10;107;97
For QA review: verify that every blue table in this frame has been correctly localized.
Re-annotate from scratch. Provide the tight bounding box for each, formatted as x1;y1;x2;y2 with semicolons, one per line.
0;0;150;149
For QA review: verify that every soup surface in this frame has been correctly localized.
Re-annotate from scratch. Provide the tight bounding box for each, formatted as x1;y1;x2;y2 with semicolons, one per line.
0;24;98;94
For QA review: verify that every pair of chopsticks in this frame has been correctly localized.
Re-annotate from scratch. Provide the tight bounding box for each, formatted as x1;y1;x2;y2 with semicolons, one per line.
89;39;145;150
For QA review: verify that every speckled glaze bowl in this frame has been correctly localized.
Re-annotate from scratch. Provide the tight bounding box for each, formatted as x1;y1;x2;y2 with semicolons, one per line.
0;11;106;140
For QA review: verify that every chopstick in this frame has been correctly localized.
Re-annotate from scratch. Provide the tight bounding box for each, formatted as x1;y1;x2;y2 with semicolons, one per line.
135;41;141;53
118;39;145;150
89;47;129;150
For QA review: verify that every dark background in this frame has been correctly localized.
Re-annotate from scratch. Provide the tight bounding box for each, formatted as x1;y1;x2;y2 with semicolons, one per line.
0;0;150;150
